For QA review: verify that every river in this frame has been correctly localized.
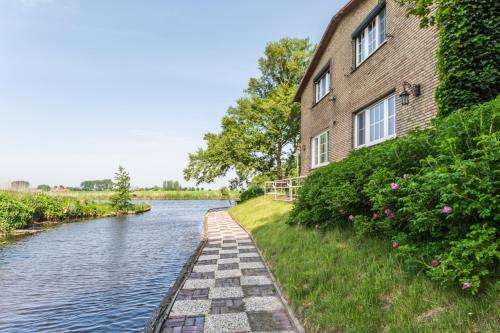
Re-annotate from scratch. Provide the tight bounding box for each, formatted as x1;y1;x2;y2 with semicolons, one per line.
0;200;231;332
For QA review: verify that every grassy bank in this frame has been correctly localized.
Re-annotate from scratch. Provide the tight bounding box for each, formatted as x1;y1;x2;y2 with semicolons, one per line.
49;189;239;200
0;191;150;238
229;196;499;332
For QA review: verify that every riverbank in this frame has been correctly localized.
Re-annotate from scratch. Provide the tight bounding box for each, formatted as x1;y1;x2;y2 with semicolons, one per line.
229;196;499;332
49;189;240;201
0;190;150;240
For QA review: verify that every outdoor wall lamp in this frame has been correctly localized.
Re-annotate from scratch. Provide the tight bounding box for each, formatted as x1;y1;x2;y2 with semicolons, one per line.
400;81;421;106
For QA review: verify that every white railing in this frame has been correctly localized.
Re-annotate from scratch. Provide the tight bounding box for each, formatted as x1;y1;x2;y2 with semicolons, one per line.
264;176;306;202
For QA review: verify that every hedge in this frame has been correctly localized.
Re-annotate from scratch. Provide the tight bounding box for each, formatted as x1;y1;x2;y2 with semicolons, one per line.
288;96;499;293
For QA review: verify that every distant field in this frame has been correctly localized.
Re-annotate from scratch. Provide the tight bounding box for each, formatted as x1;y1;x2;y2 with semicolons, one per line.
49;190;240;200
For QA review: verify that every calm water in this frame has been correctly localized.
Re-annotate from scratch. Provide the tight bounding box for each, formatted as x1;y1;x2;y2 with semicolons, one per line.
0;200;230;332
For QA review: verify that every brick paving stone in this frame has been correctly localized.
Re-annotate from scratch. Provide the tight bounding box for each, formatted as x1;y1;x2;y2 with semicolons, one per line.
176;288;210;300
210;298;245;314
219;253;238;259
189;272;215;279
241;268;270;277
242;285;276;297
239;256;263;263
162;316;205;333
217;263;239;270
239;248;259;253
201;250;219;255
222;240;237;243
247;311;294;332
215;277;241;287
196;259;218;265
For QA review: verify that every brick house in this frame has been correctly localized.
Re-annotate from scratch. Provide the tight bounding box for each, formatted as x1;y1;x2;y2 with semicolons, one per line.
294;0;439;175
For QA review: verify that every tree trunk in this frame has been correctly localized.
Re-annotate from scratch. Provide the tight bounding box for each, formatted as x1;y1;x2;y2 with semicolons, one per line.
276;143;283;179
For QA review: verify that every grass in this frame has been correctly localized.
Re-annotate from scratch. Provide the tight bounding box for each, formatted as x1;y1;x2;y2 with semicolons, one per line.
48;190;239;200
229;196;499;333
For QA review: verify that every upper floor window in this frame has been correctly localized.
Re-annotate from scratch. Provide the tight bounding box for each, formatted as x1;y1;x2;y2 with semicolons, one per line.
311;130;329;168
314;68;330;103
354;94;396;148
354;6;386;66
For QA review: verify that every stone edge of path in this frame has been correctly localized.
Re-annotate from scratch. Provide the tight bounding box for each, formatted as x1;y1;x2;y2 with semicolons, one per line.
227;210;306;333
144;207;226;333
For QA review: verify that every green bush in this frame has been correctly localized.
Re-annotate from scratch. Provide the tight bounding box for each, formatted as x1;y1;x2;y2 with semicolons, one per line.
240;186;264;202
0;193;33;232
289;97;500;293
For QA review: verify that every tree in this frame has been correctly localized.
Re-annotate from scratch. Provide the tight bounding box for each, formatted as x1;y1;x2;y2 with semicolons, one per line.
80;179;113;191
184;38;315;187
111;166;131;212
37;184;51;191
162;180;182;191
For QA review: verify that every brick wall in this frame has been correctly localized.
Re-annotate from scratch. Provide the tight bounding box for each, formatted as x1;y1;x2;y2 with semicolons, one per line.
300;0;439;175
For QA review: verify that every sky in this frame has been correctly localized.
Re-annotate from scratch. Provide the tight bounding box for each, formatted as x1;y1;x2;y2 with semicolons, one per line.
0;0;343;189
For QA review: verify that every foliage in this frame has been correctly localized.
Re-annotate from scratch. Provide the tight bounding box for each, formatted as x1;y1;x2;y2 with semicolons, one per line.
80;179;113;191
239;186;264;202
289;97;500;293
219;187;230;199
230;196;499;332
111;165;131;212
36;184;51;191
162;180;182;191
0;193;32;232
184;38;315;187
0;190;150;234
397;0;500;116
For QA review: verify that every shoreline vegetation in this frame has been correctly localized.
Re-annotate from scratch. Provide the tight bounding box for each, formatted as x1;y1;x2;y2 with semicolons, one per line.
0;190;151;241
229;196;499;332
49;189;240;201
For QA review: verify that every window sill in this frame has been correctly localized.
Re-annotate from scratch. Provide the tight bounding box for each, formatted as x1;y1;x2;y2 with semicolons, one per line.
351;40;387;73
354;134;396;149
312;92;331;108
311;161;330;169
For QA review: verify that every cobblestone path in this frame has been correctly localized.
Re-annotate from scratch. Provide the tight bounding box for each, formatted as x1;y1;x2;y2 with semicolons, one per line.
161;209;300;333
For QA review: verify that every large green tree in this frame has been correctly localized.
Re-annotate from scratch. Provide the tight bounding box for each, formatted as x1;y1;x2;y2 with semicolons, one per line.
184;38;315;187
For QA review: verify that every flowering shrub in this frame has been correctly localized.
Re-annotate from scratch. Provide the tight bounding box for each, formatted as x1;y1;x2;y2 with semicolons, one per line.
289;97;499;293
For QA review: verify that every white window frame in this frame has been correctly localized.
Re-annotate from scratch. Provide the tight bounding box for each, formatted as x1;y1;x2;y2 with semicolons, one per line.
355;7;386;67
354;95;396;148
314;71;330;103
311;130;329;169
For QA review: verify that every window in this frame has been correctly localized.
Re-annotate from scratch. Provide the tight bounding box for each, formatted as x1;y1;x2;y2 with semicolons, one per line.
314;71;330;103
355;7;386;66
354;95;396;148
311;131;329;168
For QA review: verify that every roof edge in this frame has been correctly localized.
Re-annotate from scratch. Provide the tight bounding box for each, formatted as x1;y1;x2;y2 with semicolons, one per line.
293;0;359;102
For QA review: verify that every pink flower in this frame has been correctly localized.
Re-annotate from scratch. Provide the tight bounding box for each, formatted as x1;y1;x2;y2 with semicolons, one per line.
384;208;392;216
339;208;345;213
462;282;471;289
372;213;379;219
431;259;440;267
388;213;395;219
442;206;452;214
392;241;399;249
348;214;354;221
391;182;399;190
